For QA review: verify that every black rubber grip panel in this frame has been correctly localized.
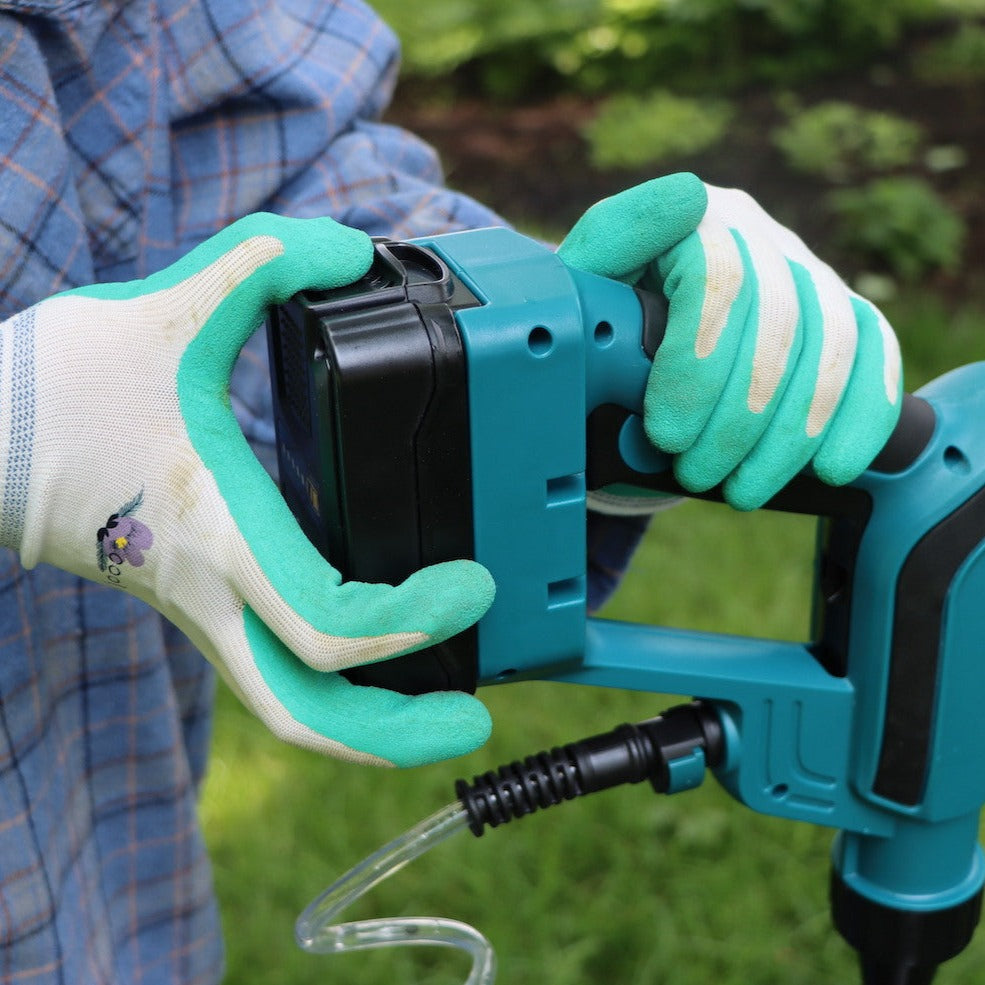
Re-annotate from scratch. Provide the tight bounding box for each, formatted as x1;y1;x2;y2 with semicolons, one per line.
874;483;985;804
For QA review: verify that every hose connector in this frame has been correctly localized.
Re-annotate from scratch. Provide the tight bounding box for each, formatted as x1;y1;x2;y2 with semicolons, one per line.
455;700;724;836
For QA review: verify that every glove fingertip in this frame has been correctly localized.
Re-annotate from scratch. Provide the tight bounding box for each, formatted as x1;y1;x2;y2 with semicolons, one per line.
811;300;904;487
643;369;709;455
264;215;374;301
721;473;770;512
558;172;708;281
643;413;693;456
394;691;494;768
849;294;903;406
310;216;376;286
242;608;492;766
673;450;725;496
811;413;892;484
394;559;497;642
811;445;869;488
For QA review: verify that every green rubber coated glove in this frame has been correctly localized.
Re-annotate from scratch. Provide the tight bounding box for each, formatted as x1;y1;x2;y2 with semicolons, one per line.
558;173;904;510
0;213;495;767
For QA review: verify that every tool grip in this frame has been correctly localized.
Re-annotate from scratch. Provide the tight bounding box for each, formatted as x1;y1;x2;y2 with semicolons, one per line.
587;285;937;517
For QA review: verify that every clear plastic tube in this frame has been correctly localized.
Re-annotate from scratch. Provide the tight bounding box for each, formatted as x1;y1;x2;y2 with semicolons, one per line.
296;801;496;985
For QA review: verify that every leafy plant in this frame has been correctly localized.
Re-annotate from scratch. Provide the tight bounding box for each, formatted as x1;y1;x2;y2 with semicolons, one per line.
913;22;985;84
374;0;948;98
827;177;965;281
772;101;924;183
583;90;733;169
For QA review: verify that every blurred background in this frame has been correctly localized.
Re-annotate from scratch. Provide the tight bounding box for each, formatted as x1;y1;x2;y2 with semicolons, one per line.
201;2;985;983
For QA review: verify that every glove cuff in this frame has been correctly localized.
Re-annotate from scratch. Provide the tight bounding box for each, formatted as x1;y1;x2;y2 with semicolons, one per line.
0;308;38;554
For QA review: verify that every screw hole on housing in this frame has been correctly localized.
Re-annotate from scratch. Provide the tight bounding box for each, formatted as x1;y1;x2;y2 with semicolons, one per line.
495;668;518;682
771;784;789;799
528;326;554;356
944;445;971;474
593;321;614;348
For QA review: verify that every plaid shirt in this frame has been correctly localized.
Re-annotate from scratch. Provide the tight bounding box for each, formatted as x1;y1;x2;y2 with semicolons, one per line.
0;1;646;982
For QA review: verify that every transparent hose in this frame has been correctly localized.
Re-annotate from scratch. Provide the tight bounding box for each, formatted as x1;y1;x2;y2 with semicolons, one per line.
296;801;496;985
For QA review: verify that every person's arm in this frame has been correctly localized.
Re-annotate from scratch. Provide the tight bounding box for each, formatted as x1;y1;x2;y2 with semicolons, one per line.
0;11;97;317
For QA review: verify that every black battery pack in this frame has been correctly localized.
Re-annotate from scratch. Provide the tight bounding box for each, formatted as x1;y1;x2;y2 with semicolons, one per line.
266;240;482;694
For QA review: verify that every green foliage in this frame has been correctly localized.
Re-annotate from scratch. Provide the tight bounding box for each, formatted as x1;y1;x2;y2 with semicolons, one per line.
884;288;985;388
377;1;601;78
583;90;733;169
827;177;965;281
772;101;924;182
939;0;985;10
913;22;985;84
373;0;946;98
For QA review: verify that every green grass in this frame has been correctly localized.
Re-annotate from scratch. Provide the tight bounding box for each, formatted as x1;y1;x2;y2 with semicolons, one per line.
202;287;985;985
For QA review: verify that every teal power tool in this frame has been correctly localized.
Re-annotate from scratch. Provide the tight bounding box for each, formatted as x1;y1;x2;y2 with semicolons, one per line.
266;226;985;985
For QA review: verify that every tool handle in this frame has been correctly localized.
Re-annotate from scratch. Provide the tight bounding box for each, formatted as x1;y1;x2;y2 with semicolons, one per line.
584;281;937;517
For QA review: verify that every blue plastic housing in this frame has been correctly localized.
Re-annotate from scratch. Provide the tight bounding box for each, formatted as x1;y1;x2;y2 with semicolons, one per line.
418;227;985;918
412;227;654;684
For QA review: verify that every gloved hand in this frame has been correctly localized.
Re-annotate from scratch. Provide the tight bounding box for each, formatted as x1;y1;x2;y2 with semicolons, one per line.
558;173;903;510
0;213;495;768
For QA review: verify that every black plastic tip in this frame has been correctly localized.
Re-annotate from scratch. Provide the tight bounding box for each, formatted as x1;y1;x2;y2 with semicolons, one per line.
831;868;982;985
860;959;938;985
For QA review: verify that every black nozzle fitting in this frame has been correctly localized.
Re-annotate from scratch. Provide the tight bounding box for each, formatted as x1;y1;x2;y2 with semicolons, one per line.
455;701;724;837
832;869;983;985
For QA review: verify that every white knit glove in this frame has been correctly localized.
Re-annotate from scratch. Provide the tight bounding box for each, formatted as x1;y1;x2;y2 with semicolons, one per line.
0;214;495;767
559;174;903;509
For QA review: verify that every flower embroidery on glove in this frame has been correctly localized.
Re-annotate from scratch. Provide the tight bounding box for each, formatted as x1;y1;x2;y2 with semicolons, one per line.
97;490;154;572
